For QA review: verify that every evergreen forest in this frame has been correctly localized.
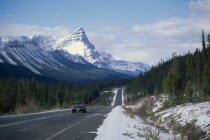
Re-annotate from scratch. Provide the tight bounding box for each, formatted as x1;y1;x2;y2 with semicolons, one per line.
0;78;130;114
126;31;210;105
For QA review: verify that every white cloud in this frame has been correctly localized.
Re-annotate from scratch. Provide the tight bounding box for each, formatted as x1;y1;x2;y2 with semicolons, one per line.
0;22;72;38
88;0;210;65
189;0;210;17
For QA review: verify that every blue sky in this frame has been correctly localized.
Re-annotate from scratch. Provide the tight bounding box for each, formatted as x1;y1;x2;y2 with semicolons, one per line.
0;0;189;28
0;0;210;65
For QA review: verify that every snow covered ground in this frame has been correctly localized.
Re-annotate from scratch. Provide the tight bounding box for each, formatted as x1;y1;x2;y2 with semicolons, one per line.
155;101;210;134
95;93;210;139
152;95;168;112
150;95;210;139
95;106;173;140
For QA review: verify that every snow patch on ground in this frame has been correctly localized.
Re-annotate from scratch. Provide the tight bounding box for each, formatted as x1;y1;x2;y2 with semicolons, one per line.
97;93;210;140
95;106;174;140
156;102;210;133
100;90;110;95
152;95;168;112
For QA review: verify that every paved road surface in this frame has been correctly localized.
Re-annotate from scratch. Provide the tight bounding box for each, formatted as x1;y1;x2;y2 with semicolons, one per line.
0;88;123;140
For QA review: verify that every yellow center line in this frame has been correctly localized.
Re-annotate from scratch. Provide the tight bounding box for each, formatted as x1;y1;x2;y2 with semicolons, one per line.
0;112;71;128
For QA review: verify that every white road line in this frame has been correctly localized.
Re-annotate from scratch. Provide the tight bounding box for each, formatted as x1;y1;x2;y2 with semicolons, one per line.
81;131;97;134
0;109;71;118
44;107;112;140
0;112;72;128
44;117;88;140
86;114;102;118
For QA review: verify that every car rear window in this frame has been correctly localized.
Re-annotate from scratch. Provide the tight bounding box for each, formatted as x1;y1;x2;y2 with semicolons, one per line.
74;103;84;106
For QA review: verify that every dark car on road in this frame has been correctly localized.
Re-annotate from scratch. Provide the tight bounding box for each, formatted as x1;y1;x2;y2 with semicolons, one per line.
72;102;87;113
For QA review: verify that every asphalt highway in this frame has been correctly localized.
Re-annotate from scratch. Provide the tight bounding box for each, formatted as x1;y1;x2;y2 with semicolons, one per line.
0;88;123;140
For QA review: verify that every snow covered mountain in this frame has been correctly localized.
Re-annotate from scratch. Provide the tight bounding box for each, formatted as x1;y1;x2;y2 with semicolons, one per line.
0;36;131;83
55;27;110;69
54;27;150;76
99;52;150;76
0;27;150;80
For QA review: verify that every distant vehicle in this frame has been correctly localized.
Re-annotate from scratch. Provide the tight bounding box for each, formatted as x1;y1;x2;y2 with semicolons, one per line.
72;102;87;113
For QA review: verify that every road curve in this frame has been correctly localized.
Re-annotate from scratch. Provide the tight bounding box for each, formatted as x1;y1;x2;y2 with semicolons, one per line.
0;88;123;140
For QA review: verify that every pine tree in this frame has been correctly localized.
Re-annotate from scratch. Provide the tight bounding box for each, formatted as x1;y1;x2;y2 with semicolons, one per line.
203;64;210;94
164;68;180;96
207;34;210;48
202;31;207;61
194;52;203;90
204;44;210;95
16;82;26;106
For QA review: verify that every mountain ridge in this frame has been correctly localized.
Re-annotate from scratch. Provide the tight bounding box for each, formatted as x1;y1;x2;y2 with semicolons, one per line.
0;27;150;83
0;36;132;83
54;27;150;75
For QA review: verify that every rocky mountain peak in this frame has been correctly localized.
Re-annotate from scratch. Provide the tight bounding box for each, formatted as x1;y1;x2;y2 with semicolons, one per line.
69;27;87;41
74;27;84;32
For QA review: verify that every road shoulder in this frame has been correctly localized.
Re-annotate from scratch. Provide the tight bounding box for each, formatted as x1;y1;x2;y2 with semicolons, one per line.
95;106;174;140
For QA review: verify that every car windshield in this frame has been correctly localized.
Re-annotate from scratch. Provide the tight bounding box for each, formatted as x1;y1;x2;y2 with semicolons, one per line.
74;103;84;106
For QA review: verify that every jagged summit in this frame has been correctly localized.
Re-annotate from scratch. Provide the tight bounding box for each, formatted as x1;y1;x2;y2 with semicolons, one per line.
70;27;87;40
55;27;102;65
74;27;84;32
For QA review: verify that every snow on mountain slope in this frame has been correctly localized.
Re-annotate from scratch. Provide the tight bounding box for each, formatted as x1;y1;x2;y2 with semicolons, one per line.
100;52;150;76
52;49;90;65
55;27;110;69
111;61;147;72
55;27;150;75
99;51;115;62
1;51;17;65
0;35;89;71
0;36;131;82
0;36;64;74
31;35;57;50
0;27;150;77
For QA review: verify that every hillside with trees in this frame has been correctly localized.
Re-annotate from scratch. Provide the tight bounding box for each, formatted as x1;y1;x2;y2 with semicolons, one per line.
126;31;210;105
0;78;131;114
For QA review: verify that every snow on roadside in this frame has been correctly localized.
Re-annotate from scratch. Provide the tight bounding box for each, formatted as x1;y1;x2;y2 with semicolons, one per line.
111;88;119;106
96;93;210;140
122;88;125;105
95;106;174;140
